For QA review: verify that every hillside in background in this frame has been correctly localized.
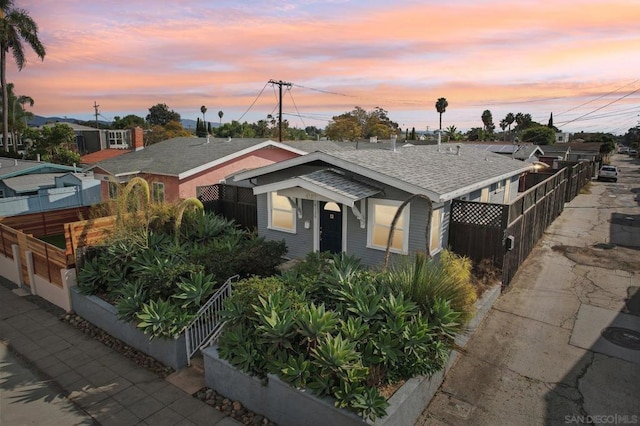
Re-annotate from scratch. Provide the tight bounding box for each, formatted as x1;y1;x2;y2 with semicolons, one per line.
27;115;203;130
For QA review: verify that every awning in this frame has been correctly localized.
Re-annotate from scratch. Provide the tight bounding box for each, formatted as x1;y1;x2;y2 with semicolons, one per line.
252;169;381;207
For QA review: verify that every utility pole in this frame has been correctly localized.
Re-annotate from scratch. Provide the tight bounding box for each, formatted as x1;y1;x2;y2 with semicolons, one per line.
268;79;292;142
93;101;100;129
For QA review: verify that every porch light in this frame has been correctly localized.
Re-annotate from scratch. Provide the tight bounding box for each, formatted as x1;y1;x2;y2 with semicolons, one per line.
324;202;341;212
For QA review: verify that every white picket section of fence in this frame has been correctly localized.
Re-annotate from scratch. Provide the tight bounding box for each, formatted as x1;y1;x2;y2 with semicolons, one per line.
184;275;238;365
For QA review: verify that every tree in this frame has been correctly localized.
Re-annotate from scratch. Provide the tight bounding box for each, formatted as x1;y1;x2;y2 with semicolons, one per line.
481;110;495;139
25;123;80;165
112;114;146;129
435;98;448;136
0;1;46;152
325;113;362;141
218;110;223;126
520;125;555;145
445;125;460;142
144;120;191;146
200;105;207;123
505;113;515;142
145;103;181;126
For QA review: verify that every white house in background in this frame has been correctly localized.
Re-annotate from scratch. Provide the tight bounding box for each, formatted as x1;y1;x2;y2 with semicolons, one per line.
555;132;571;143
234;144;533;266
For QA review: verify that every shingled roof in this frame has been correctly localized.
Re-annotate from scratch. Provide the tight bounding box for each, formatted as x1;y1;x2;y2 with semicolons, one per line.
89;137;306;178
235;144;533;202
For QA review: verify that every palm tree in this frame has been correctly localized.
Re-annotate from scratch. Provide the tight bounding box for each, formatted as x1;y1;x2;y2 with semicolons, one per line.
0;1;46;152
505;113;515;142
435;98;448;144
218;110;223;126
200;105;207;134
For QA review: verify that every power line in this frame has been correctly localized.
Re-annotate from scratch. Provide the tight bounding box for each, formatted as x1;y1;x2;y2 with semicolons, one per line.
555;86;640;127
237;81;269;122
286;86;306;129
556;79;640;116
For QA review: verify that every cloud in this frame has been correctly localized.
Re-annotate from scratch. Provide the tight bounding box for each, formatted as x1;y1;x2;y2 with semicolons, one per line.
11;0;640;133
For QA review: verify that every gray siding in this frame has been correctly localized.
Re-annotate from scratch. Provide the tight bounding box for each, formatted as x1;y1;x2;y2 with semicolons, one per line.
257;193;314;260
344;185;431;267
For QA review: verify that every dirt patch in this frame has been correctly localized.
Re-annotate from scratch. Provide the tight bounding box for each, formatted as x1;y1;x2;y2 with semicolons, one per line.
552;244;640;272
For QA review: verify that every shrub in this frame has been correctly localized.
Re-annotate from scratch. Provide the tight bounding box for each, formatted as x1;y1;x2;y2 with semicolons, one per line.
217;254;456;421
382;251;476;330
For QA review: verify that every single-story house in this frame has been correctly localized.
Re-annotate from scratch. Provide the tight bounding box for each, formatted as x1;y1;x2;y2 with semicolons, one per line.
233;144;533;266
465;143;544;162
0;158;101;216
88;137;309;203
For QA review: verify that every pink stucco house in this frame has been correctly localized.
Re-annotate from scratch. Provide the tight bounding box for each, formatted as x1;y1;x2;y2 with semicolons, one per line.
88;137;306;203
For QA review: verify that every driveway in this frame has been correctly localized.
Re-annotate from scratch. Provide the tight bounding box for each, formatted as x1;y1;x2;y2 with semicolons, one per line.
419;154;640;425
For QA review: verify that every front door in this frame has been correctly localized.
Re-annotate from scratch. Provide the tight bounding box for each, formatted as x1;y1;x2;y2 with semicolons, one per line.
319;202;342;254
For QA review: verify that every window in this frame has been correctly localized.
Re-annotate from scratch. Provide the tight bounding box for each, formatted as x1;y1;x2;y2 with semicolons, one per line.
367;198;409;254
108;182;119;199
152;182;165;203
108;130;128;149
0;189;4;198
430;208;442;253
268;192;295;233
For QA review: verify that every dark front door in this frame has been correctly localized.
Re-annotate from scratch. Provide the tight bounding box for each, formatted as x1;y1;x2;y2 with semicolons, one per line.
320;202;342;254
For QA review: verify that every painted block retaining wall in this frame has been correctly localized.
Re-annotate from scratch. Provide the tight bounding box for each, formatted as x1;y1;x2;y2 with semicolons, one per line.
70;287;187;369
204;284;501;426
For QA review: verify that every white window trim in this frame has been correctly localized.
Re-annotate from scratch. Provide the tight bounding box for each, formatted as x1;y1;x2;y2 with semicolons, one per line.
503;179;511;204
267;192;296;234
366;198;410;255
430;208;443;254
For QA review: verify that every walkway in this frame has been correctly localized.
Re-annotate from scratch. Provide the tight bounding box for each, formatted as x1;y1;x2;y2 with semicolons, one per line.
0;279;239;426
419;154;640;425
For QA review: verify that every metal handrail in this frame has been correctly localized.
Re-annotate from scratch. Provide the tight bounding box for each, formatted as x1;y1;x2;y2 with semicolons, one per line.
184;274;238;365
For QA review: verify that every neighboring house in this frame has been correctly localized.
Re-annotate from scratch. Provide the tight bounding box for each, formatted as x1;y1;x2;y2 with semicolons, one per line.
88;137;308;203
465;143;544;162
539;145;571;165
233;145;532;266
555;132;571;143
0;158;101;216
40;122;144;162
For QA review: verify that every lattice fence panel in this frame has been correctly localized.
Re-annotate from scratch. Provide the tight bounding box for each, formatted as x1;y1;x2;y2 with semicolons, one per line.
450;201;507;228
197;184;221;202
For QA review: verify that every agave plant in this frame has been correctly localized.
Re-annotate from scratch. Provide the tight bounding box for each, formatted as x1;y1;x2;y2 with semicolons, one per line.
253;293;297;356
172;271;216;310
115;280;148;321
296;303;338;350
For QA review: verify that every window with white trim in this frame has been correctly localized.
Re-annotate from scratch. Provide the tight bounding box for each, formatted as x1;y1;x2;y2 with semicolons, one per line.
0;189;5;198
430;208;442;253
152;182;165;203
268;192;296;233
108;130;128;149
367;198;410;254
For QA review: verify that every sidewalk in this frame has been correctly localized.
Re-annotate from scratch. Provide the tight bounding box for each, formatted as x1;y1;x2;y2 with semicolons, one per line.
0;278;239;426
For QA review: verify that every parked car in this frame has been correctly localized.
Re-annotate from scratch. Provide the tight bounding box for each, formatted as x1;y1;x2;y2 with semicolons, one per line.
597;165;619;182
629;149;638;157
618;146;629;154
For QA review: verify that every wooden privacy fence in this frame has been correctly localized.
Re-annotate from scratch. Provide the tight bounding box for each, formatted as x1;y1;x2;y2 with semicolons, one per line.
64;215;116;263
449;162;592;286
0;206;94;238
0;223;74;288
197;184;257;230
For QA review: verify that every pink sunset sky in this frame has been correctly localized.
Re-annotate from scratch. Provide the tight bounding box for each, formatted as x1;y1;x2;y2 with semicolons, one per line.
10;0;640;134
